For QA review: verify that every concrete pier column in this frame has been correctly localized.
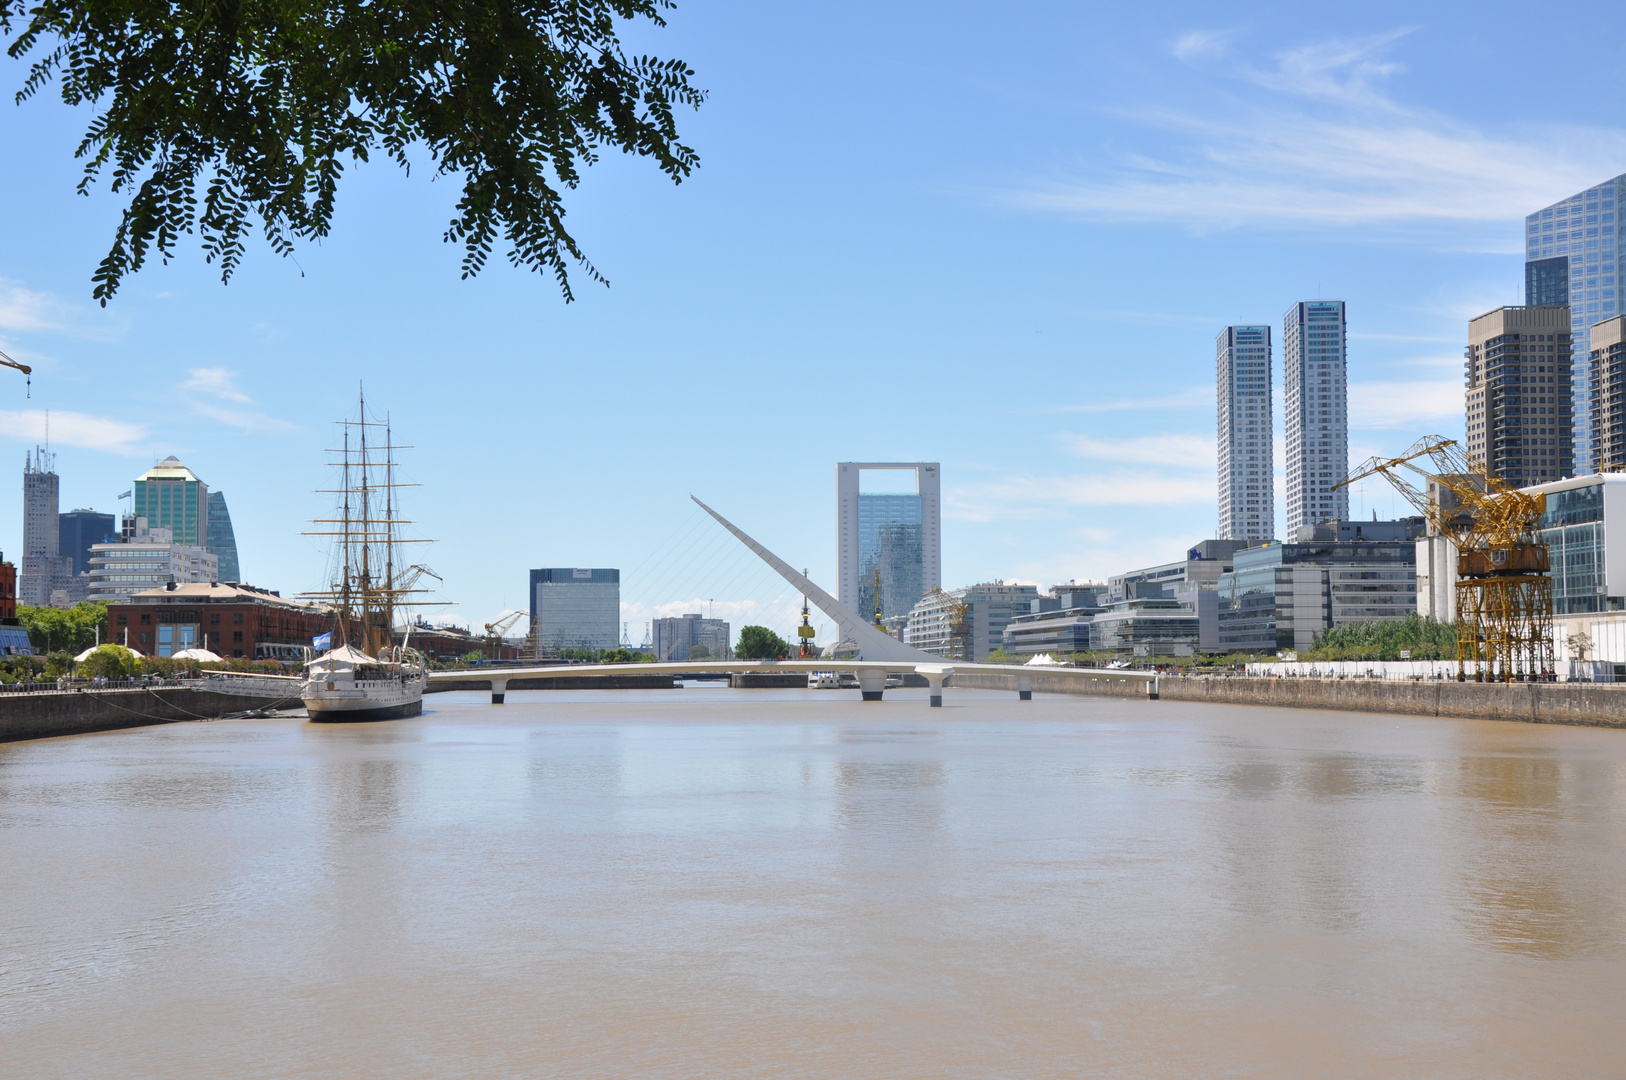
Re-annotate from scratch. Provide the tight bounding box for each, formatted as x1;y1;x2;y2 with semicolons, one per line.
857;668;886;702
1146;676;1159;701
924;672;947;707
1017;673;1032;701
491;679;508;705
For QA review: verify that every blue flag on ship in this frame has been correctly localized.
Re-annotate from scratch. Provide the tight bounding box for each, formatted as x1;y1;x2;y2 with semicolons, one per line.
313;632;332;650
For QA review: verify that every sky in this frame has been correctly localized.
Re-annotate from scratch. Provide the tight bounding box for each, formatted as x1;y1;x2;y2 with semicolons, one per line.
2;0;1625;645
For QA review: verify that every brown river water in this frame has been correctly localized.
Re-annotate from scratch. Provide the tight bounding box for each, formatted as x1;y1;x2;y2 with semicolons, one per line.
1;687;1623;1078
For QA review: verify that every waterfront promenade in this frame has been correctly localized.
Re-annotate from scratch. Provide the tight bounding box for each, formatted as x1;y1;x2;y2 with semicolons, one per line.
1;688;1620;1077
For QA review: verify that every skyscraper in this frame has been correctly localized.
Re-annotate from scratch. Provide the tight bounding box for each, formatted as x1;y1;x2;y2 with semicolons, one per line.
836;463;941;623
132;456;209;548
1466;306;1575;483
19;448;73;606
1591;316;1626;471
1525;174;1624;473
1216;325;1274;544
529;568;620;652
1283;300;1349;537
206;492;241;582
59;509;116;575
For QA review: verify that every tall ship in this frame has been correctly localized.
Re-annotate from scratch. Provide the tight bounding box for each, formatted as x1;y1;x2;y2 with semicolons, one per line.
300;391;432;721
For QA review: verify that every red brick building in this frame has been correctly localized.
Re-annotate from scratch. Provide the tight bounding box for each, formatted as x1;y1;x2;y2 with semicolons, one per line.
109;582;332;661
397;621;524;663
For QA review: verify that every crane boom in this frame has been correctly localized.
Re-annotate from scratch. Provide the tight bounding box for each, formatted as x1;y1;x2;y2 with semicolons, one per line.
1;348;31;397
1332;435;1552;682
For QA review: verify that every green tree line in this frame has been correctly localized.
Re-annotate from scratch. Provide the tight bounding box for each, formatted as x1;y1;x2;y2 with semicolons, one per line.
1306;614;1457;661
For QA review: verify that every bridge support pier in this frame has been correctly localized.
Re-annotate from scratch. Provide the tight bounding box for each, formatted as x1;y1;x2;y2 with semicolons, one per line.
924;671;947;707
1146;677;1159;701
857;668;886;702
1017;673;1032;701
491;679;508;705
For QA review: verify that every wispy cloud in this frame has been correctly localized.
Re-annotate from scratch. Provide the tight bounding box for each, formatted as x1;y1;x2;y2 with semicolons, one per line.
1061;432;1213;469
183;366;296;431
1171;29;1236;62
1043;385;1213;414
0;409;148;452
948;472;1214;522
1001;29;1626;248
1349;379;1464;431
0;278;125;341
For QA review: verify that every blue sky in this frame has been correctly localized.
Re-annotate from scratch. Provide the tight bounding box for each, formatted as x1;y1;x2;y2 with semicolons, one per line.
3;0;1624;643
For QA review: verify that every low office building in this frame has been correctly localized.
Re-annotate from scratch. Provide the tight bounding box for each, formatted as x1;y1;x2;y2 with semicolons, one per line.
530;568;619;653
905;581;1039;660
1108;540;1251;603
652;614;731;661
1218;540;1418;654
1523;474;1626;617
1090;598;1202;658
1000;582;1109;656
109;582;330;660
395;620;523;663
88;517;218;601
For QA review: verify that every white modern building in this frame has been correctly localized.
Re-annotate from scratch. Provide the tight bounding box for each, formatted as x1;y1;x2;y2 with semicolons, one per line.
1524;175;1625;472
1283;300;1350;537
529;567;619;653
87;517;219;600
1216;325;1274;544
902;580;1037;661
836;462;941;624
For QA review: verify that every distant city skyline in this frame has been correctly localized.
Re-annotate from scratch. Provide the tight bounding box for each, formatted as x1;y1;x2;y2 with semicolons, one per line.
3;8;1624;626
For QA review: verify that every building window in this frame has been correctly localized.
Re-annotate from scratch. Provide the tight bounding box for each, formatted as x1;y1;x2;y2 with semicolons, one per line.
233;613;243;625
140;613;151;625
210;613;220;625
141;632;151;644
232;631;244;643
116;614;128;626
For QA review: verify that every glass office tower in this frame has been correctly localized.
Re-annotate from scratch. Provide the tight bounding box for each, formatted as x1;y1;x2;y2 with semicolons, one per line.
1525;175;1626;473
132;456;209;548
1216;325;1274;544
836;463;941;624
1283;300;1350;538
206;492;241;583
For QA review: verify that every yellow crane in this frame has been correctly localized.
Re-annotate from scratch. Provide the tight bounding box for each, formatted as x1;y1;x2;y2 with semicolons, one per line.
797;569;817;657
872;566;886;632
1333;436;1552;682
482;609;527;657
1;348;30;396
921;587;972;661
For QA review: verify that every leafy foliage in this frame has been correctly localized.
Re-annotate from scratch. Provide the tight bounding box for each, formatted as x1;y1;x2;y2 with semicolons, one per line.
78;643;141;679
2;0;705;303
1306;614;1457;662
16;601;107;654
734;625;789;660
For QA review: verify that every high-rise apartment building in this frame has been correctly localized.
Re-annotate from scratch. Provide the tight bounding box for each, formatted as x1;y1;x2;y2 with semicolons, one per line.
529;568;619;652
1590;316;1626;472
1216;326;1274;544
1525;175;1624;472
1465;306;1574;484
132;456;210;548
1283;301;1350;537
651;614;732;661
836;463;941;623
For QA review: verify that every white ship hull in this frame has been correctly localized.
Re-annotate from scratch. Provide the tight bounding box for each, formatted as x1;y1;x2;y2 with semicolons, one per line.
302;651;426;722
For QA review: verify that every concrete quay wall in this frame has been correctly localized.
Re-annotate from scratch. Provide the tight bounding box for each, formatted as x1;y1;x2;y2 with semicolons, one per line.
427;674;679;693
950;670;1626;728
0;687;300;744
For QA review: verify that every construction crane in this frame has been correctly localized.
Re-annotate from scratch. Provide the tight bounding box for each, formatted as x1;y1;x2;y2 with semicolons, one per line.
797;569;818;657
1;348;30;397
872;566;886;631
1333;436;1552;682
922;587;972;661
483;609;527;657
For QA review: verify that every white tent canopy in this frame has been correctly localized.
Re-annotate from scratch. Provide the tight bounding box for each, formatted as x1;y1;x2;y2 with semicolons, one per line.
171;648;223;662
75;644;143;662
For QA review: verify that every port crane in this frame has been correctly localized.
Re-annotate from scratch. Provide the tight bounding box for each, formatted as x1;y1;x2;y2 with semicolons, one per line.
1;348;30;396
1333;436;1553;682
798;569;818;657
921;587;972;661
483;609;528;656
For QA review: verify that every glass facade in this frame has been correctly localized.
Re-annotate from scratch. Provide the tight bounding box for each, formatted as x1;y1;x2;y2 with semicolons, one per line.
1283;301;1349;537
206;492;240;583
1526;257;1570;307
856;494;924;622
530;568;620;652
132;457;209;548
1525;175;1626;473
1536;482;1621;614
1218;542;1416;654
1216;325;1274;543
